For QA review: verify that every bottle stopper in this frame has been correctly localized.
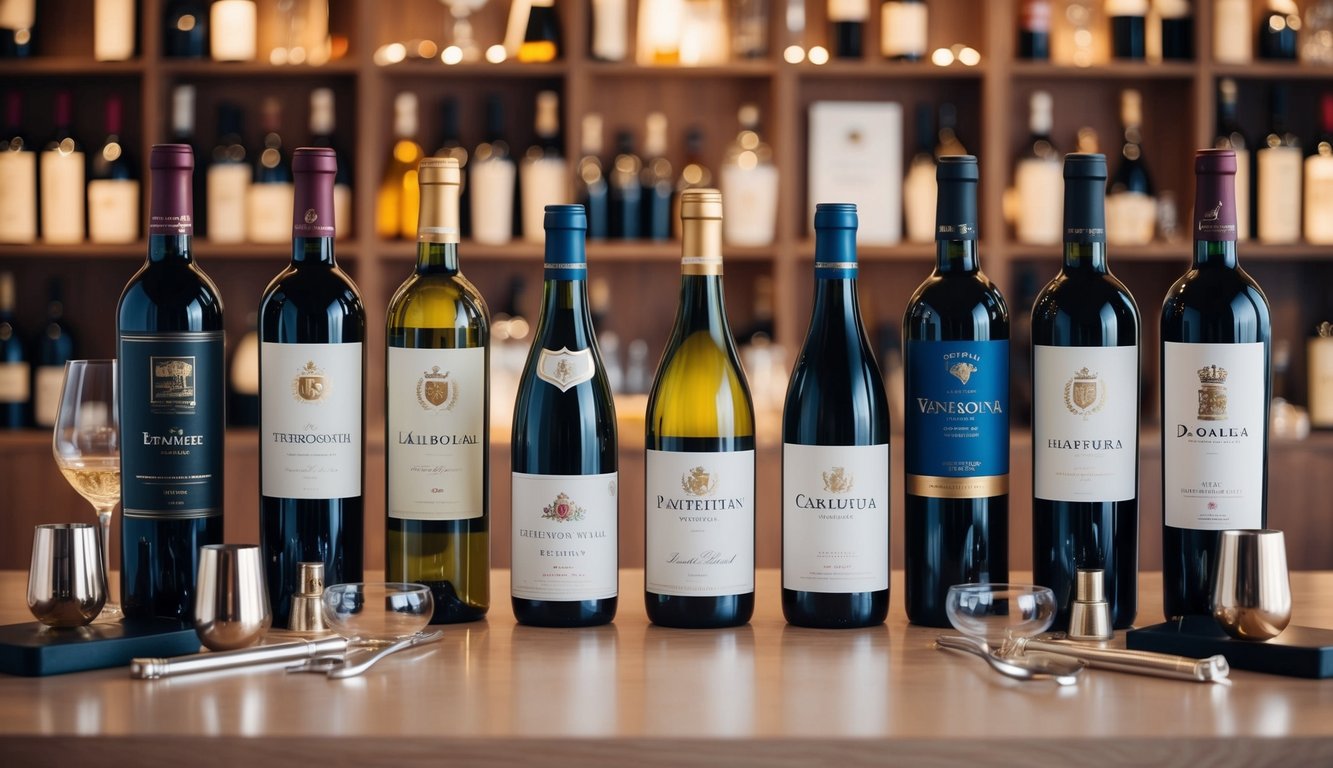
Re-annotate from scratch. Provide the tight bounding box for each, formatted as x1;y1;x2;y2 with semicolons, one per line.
288;562;330;634
1068;568;1113;642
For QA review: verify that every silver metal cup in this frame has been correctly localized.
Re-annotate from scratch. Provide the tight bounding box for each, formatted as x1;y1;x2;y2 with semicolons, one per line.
194;544;272;651
27;523;107;627
1211;529;1292;641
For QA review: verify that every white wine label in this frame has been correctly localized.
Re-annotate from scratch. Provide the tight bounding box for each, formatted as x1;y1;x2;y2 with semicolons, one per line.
646;449;755;597
1105;191;1156;246
1213;0;1252;64
782;443;889;594
881;2;927;56
33;364;65;428
902;159;936;243
1310;337;1333;428
470;158;517;245
719;163;779;247
207;164;250;243
388;345;486;520
511;471;618;601
1258;146;1302;244
520;157;571;242
1034;345;1138;502
1163;341;1266;530
260;342;363;499
246;182;295;243
0;151;37;243
1015;158;1063;245
1304;155;1333;244
0;361;31;403
334;183;352;240
94;0;136;61
828;0;869;22
39;150;85;244
537;347;595;392
87;179;140;244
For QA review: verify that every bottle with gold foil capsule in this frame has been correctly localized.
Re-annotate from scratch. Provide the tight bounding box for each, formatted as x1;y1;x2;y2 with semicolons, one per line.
386;157;490;623
645;188;756;628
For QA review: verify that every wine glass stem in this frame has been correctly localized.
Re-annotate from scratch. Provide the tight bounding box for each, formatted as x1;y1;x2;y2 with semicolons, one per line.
95;506;115;598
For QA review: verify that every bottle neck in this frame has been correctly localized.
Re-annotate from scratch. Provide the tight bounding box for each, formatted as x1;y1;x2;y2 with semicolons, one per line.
812;274;862;334
417;182;461;274
417;241;460;274
936;239;979;273
1063;174;1107;273
148;234;193;264
1193;167;1240;268
1063;241;1108;272
292;236;335;266
935;175;979;273
678;273;731;333
536;276;593;344
1194;239;1238;269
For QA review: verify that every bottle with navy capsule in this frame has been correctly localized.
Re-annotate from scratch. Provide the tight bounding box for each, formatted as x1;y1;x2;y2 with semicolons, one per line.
782;203;890;628
511;204;619;627
1031;153;1140;631
902;155;1010;628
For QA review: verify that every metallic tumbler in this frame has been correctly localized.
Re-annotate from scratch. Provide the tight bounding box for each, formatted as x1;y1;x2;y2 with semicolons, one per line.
1211;529;1292;641
194;544;272;651
28;523;107;627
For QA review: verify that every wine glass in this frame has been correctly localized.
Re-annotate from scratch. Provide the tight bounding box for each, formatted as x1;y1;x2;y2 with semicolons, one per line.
442;0;488;62
52;359;121;621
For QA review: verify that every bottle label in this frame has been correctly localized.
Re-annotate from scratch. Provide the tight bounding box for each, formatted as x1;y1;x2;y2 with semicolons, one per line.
511;471;618;601
1105;191;1156;246
87;179;141;244
388;345;486;520
39;150;85;244
1163;341;1266;530
1310;337;1333;427
1305;155;1333;244
0;361;30;403
719;164;779;247
260;341;363;499
1015;158;1063;245
782;443;889;593
1021;0;1052;32
246;182;295;244
0;151;37;243
1258;147;1302;244
520;158;571;243
905;339;1009;498
828;0;869;22
1033;345;1138;502
33;364;64;427
470;158;517;245
206;164;250;243
881;3;928;56
645;448;755;597
119;331;224;519
536;347;596;392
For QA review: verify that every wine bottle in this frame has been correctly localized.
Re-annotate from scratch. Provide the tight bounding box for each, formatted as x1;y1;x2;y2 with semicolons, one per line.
1032;153;1140;631
257;147;365;630
1214;78;1250;241
609;130;642;240
1017;0;1051;60
470;95;516;246
0;90;36;244
117;144;225;621
308;88;352;241
591;0;629;61
169;85;207;238
376;92;424;241
935;102;967;157
207;103;248;243
1257;84;1302;244
903;103;936;244
1107;0;1147;59
1259;0;1300;60
1161;149;1271;619
782;203;890;629
1157;0;1193;60
641;112;673;242
247;97;293;244
902;156;1009;628
1013;90;1061;246
719;104;778;247
674;126;714;236
519;0;562;62
511;205;618;627
210;0;257;62
434;96;471;240
39;91;85;245
0;0;34;58
645;188;755;628
0;272;29;429
880;0;927;61
1306;93;1333;245
1311;319;1333;429
732;0;770;58
88;94;140;245
520;91;569;243
1214;0;1250;63
576;113;609;240
163;0;209;58
95;0;136;61
386;157;490;624
32;278;75;430
1106;89;1156;246
829;0;868;59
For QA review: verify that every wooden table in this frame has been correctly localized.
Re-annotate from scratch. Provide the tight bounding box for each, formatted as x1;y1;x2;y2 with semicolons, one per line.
2;570;1332;766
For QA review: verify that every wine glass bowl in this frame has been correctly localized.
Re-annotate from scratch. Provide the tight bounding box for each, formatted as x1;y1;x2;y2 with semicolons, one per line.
322;582;433;645
945;583;1057;647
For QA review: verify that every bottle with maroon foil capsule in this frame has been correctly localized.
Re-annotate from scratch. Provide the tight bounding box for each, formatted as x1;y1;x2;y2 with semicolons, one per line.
117;144;225;621
1160;149;1271;619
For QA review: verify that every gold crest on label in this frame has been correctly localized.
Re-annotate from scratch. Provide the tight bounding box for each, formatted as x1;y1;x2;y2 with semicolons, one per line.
948;361;978;384
1063;367;1106;418
1197;365;1228;421
822;467;854;494
292;360;328;403
416;366;458;411
681;466;719;497
151;356;196;405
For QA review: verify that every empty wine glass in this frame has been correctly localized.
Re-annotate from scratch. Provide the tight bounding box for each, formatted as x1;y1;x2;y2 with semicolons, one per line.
52;359;121;621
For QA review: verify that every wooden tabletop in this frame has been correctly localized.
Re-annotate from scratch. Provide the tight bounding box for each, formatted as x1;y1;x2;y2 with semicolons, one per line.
3;569;1333;766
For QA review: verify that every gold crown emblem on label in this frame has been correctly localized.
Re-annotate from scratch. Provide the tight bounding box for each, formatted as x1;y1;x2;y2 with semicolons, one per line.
1064;366;1106;416
682;466;718;497
293;360;328;402
822;467;854;494
1073;367;1097;382
1197;365;1228;385
416;366;457;410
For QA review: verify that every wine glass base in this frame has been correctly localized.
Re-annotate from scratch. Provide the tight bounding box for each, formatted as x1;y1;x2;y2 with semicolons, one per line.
94;603;124;623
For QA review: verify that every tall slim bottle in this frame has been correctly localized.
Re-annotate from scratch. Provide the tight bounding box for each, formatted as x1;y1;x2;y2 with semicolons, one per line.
645;188;755;628
902;155;1009;628
511;205;618;627
386;157;490;623
258;147;365;629
1031;154;1140;631
117;144;225;621
1161;149;1271;619
782;203;890;629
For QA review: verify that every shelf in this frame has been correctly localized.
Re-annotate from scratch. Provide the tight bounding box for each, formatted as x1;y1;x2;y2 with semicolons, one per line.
159;59;361;77
1;57;144;76
796;240;944;262
1008;61;1197;80
793;60;987;79
1212;62;1333;80
1005;241;1333;263
376;59;568;78
0;241;359;262
375;239;769;263
586;61;776;78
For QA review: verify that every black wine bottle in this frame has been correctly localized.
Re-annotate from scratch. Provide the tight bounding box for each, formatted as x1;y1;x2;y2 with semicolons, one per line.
575;114;609;241
163;0;208;58
902;155;1009;628
609;130;642;240
1259;1;1299;60
1031;154;1141;631
1017;0;1050;60
1108;0;1146;60
829;0;867;59
32;278;76;429
0;271;28;429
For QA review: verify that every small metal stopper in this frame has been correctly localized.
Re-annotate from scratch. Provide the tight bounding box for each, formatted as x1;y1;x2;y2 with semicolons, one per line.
1067;568;1113;642
288;562;330;635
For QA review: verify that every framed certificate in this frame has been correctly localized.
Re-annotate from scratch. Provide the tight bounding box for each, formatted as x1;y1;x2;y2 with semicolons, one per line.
808;101;903;245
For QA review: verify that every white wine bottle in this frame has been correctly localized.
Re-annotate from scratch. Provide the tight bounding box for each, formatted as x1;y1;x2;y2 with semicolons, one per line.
645;188;755;629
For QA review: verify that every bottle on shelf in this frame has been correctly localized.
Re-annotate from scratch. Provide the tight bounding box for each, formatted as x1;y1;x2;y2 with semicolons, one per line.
1160;149;1271;619
520;91;569;244
719;104;778;247
39;91;85;245
376;92;424;241
471;95;517;246
207;103;249;244
637;0;684;65
308;88;353;241
163;0;209;58
576;113;609;241
386;157;491;624
880;0;927;61
1259;0;1300;60
490;275;532;434
511;204;619;627
1306;93;1333;245
0;0;34;58
31;278;75;430
0;272;29;429
117;144;225;621
935;102;967;157
228;312;259;427
625;337;650;394
1032;153;1141;631
1107;0;1147;59
645;188;755;628
95;0;136;61
210;0;257;62
733;0;770;58
1257;84;1302;244
829;0;868;58
1013;90;1061;246
903;156;1010;628
1105;89;1156;247
0;91;36;244
259;147;366;630
782;203;890;629
609;130;643;239
589;276;623;392
1311;318;1333;429
169;85;207;238
1214;78;1250;241
434;96;471;239
1213;0;1251;64
247;97;294;244
674;126;714;236
591;0;629;61
1156;0;1193;60
1017;0;1051;60
641;112;674;242
88;94;140;245
518;0;561;62
903;103;936;244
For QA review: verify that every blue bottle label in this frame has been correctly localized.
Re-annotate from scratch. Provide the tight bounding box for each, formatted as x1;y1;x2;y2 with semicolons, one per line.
905;339;1009;498
119;331;225;519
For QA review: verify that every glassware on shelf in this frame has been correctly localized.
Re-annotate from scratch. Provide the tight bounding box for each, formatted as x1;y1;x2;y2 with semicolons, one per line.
270;0;331;66
1304;0;1333;64
733;0;769;59
442;0;489;63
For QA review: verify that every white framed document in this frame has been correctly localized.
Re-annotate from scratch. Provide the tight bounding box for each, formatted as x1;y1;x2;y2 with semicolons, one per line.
808;101;903;245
